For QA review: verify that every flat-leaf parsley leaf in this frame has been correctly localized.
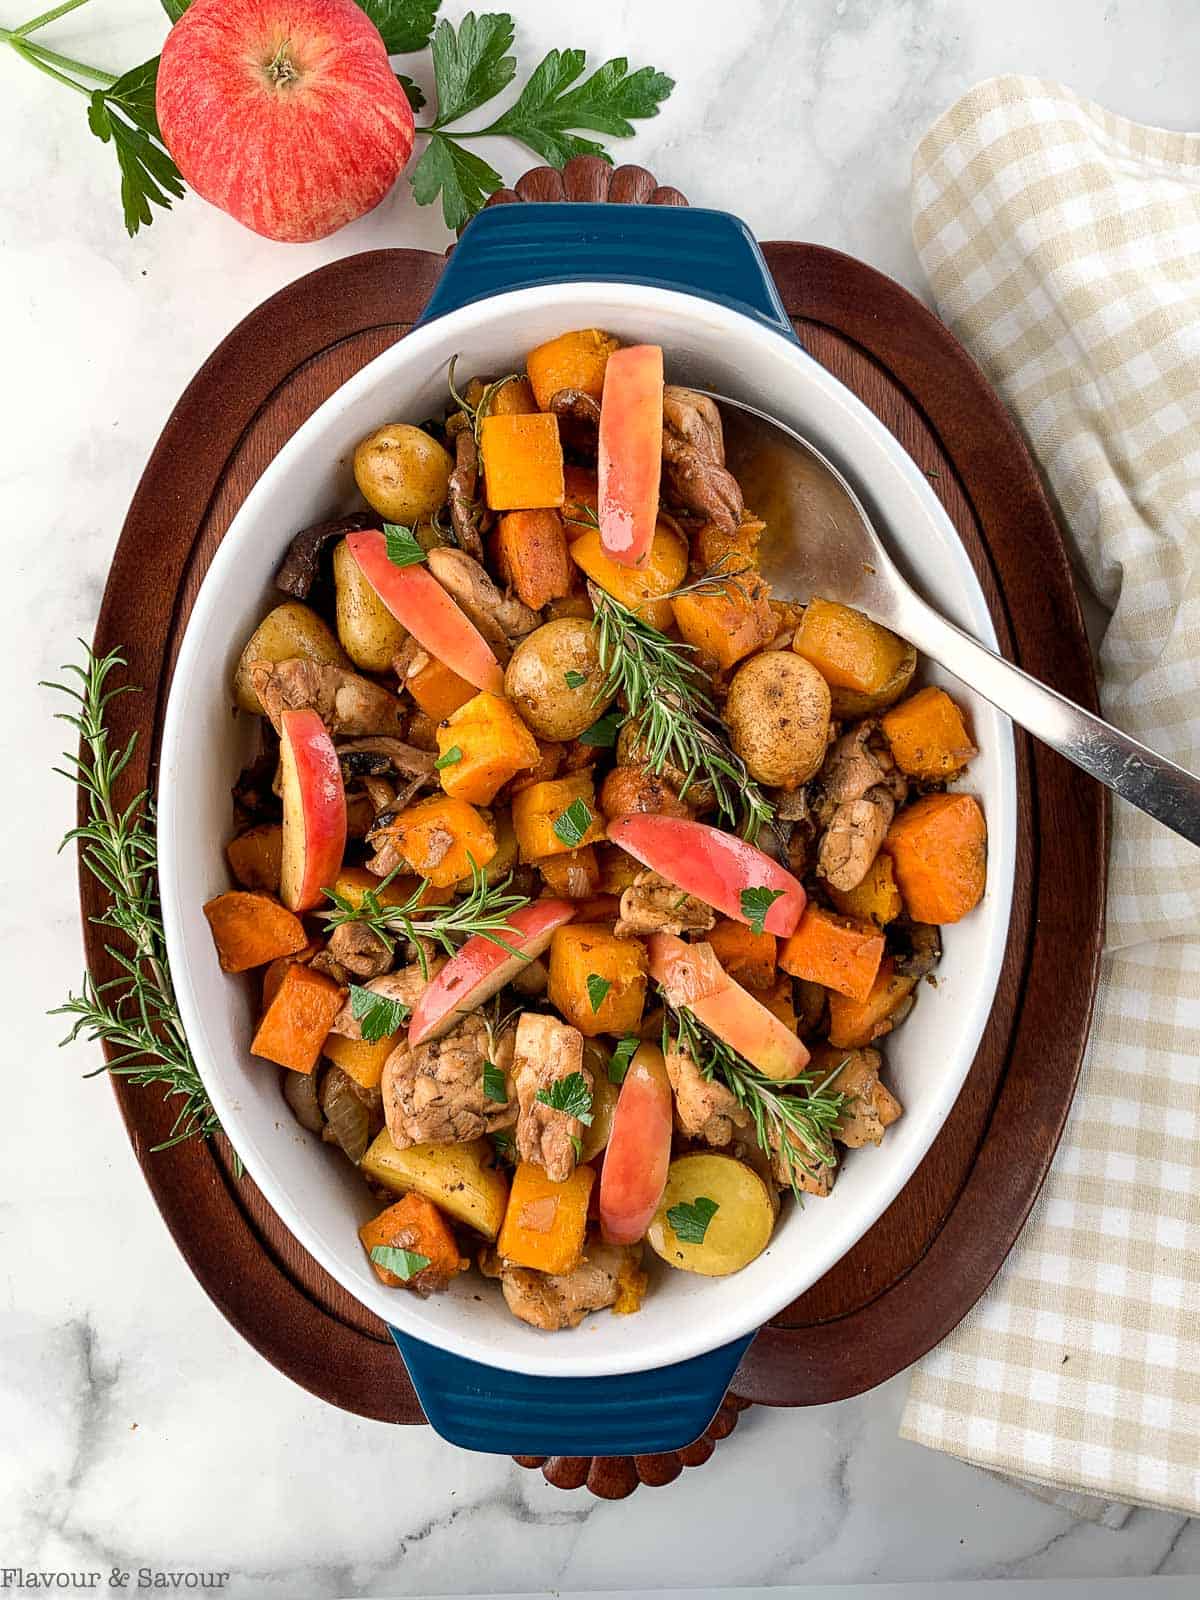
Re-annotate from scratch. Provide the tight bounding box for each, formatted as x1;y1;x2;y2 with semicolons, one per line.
552;797;593;849
586;973;611;1013
607;1035;639;1084
739;885;784;935
563;669;588;689
384;523;428;568
349;984;410;1042
435;745;463;769
370;1245;431;1280
667;1196;719;1244
536;1070;593;1125
482;1061;507;1103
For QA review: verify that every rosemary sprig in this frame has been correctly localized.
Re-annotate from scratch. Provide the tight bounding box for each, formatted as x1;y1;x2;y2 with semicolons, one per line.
447;354;522;445
664;1004;847;1204
322;857;531;977
46;644;223;1152
588;574;774;839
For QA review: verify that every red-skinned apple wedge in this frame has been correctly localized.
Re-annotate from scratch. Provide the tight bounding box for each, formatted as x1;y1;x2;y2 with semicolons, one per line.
648;933;810;1081
346;530;505;694
598;345;664;567
278;708;347;912
157;0;415;244
607;813;806;936
599;1042;674;1245
407;900;577;1046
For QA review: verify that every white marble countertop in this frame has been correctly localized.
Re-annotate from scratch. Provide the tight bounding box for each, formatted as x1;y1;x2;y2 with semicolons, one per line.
2;0;1197;1594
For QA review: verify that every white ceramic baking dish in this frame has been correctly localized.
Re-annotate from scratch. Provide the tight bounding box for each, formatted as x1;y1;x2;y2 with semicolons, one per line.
158;205;1016;1455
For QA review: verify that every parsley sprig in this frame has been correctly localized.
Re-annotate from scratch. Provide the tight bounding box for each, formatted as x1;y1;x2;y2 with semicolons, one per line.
666;1196;719;1245
370;1244;431;1280
740;886;784;936
664;1005;847;1204
322;858;530;976
535;1070;593;1125
349;983;410;1042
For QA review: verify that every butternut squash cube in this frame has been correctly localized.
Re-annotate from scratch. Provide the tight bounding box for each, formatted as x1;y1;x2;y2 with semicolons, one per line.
360;1193;468;1292
370;794;496;887
792;597;916;716
497;1161;594;1275
251;963;344;1074
480;412;565;511
402;652;476;722
435;690;540;805
526;328;619;412
511;772;605;861
881;686;977;781
548;922;647;1037
569;520;688;633
672;570;776;671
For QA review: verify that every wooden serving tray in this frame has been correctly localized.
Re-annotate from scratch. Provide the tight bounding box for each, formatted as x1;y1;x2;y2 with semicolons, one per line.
82;161;1105;1486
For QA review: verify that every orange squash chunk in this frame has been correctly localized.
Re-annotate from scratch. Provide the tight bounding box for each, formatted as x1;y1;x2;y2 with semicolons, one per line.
324;1028;401;1091
225;823;283;893
778;904;885;1003
511;772;605;861
526;328;618;412
251;962;344;1074
494;509;573;610
360;1193;467;1291
436;690;540;806
707;918;778;990
497;1161;595;1275
827;959;918;1049
403;653;476;722
885;792;987;924
480;412;565;511
828;853;903;927
372;794;496;887
793;597;911;696
881;686;977;781
569;519;688;633
536;845;601;899
203;890;308;974
548;922;647;1037
672;569;776;671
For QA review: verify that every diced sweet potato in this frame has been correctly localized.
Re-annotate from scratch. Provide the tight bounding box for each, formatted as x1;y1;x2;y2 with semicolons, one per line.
225;823;283;893
671;570;776;671
707;918;778;990
203;890;309;974
536;846;601;899
778;904;885;1003
695;516;764;575
261;943;319;1010
881;686;977;781
402;652;476;722
494;509;573;610
885;792;987;925
480;412;565;511
251;963;344;1074
549;922;647;1037
511;772;605;861
526;328;619;412
792;597;916;716
827;959;918;1049
497;1161;594;1274
371;794;497;887
828;852;903;926
464;374;537;416
561;465;599;540
436;690;540;806
569;520;688;632
360;1193;468;1292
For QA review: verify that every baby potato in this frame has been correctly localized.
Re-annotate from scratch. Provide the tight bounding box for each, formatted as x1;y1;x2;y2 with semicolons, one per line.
233;601;349;714
332;536;407;671
504;618;613;741
647;1153;775;1276
725;652;831;789
353;422;453;523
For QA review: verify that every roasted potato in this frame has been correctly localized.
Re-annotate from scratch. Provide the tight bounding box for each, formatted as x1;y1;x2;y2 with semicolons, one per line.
647;1153;774;1276
360;1132;509;1240
725;652;831;789
332;536;407;671
504;618;613;741
233;601;349;714
353;423;453;523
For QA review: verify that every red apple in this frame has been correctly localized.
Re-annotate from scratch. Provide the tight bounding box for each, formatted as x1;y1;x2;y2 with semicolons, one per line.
598;345;664;566
278;708;347;912
648;933;810;1081
599;1043;674;1245
407;899;577;1046
346;530;505;694
607;814;806;936
156;0;415;244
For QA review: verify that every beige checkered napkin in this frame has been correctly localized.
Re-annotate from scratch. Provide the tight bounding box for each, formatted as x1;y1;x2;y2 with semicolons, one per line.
901;76;1200;1515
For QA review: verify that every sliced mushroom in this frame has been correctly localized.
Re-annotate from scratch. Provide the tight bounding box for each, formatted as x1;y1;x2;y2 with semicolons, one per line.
892;921;943;979
426;546;540;652
448;428;486;561
661;386;745;533
275;513;373;599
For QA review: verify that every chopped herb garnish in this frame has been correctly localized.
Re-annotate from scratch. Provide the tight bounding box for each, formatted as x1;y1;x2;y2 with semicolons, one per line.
536;1070;594;1125
491;1128;516;1163
435;745;463;769
570;1134;583;1161
383;522;428;568
349;984;410;1043
740;885;784;936
370;1245;431;1281
577;708;623;748
667;1196;719;1244
482;1060;507;1103
563;668;589;689
552;796;594;848
585;972;612;1013
607;1035;639;1085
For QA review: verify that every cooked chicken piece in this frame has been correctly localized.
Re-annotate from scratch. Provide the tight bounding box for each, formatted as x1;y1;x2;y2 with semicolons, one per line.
426;547;539;652
250;658;404;738
769;1125;838;1196
329;960;446;1039
665;1044;749;1147
447;427;486;561
614;870;716;939
309;949;349;985
483;1239;647;1331
820;721;905;808
831;1048;903;1148
512;1012;590;1182
815;722;907;892
661;386;744;533
326;921;392;980
381;1016;516;1150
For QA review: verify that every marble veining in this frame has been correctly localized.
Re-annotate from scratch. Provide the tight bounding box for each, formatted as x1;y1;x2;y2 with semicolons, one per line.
2;0;1198;1593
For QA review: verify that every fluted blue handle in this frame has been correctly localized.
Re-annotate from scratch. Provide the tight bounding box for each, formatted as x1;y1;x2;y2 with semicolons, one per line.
390;1326;753;1457
420;202;798;342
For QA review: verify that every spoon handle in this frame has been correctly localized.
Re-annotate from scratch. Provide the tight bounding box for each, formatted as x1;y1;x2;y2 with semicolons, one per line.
900;599;1200;847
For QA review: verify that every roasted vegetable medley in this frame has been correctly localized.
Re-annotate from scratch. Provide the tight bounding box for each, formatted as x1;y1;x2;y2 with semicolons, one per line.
203;329;988;1332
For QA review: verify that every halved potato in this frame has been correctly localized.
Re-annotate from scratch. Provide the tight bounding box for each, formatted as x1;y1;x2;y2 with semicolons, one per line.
360;1133;508;1241
647;1152;774;1276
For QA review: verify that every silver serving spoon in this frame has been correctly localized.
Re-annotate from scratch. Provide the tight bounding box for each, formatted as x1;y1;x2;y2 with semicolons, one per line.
708;392;1200;848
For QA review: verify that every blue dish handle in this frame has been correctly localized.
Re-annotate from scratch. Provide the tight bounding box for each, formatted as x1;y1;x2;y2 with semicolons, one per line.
419;202;799;343
390;1325;754;1457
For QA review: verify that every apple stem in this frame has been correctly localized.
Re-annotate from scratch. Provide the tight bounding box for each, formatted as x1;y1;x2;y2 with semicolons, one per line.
265;36;300;87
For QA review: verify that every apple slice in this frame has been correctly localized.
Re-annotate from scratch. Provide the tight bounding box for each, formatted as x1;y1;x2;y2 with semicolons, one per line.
278;708;347;913
648;933;810;1081
607;814;806;936
407;898;577;1046
598;344;664;567
346;529;504;694
599;1042;674;1245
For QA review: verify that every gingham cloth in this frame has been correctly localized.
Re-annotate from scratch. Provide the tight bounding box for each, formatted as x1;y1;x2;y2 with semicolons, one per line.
900;77;1200;1517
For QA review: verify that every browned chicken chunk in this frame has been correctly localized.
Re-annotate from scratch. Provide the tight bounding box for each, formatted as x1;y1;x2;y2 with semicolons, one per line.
250;657;404;738
512;1012;591;1182
327;921;392;980
815;722;907;891
425;547;539;651
831;1048;903;1148
661;386;745;533
665;1043;749;1147
483;1239;647;1331
329;960;445;1039
381;1016;516;1150
614;870;716;939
